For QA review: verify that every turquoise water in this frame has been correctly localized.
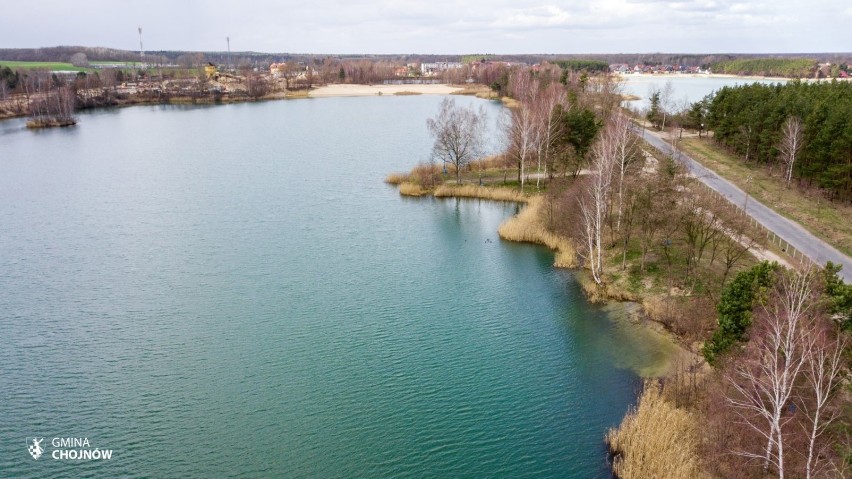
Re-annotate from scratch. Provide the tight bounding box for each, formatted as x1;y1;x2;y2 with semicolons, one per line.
1;97;652;478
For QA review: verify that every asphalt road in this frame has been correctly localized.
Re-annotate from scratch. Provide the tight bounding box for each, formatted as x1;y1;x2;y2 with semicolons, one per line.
635;127;852;283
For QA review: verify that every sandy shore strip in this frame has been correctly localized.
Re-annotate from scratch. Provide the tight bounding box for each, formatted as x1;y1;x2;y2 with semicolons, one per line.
615;72;793;82
309;83;464;97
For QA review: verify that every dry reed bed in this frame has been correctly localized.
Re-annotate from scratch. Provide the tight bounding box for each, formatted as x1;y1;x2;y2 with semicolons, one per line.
497;196;577;268
606;382;703;479
433;184;527;202
384;173;408;185
398;182;428;196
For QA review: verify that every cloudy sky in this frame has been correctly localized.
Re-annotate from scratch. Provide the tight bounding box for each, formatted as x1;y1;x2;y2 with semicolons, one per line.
2;0;847;54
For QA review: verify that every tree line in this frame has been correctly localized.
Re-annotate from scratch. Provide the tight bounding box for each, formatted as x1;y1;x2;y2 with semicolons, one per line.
711;58;818;78
702;80;852;201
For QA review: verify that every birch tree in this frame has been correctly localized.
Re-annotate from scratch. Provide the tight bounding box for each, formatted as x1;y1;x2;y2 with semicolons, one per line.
778;116;803;187
579;129;616;284
801;331;846;479
427;98;487;185
610;113;637;231
727;268;816;478
506;71;540;190
659;80;674;131
534;82;567;188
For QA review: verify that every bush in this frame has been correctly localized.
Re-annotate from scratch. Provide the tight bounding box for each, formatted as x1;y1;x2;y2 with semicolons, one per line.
702;261;777;364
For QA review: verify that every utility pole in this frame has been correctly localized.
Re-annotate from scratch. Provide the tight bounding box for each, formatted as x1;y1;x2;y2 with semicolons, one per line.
138;27;144;66
743;175;753;213
226;36;231;73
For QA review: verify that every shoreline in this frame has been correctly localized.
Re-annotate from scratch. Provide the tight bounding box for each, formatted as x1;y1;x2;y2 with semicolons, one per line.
0;83;468;121
616;72;811;82
393;181;698;378
308;83;464;97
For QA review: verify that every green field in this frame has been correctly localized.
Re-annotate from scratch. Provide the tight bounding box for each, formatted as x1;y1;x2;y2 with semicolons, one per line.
90;61;137;66
0;61;88;72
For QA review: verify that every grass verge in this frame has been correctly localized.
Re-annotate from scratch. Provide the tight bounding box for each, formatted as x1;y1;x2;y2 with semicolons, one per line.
680;137;852;256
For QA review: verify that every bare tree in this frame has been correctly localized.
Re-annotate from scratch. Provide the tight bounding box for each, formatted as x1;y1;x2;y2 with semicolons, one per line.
680;190;725;281
69;52;89;67
801;330;846;479
659;80;674;131
610;113;638;232
579;129;616;284
505;70;540;190
534;82;567;188
778;116;804;187
727;268;816;478
718;216;758;286
427;98;487;185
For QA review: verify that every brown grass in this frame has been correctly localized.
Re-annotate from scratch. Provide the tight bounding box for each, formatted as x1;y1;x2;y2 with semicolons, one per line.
680;137;852;256
468;154;512;171
398;182;428;196
501;97;520;109
607;381;704;479
576;272;609;303
384;172;408;185
497;196;577;268
393;91;422;96
433;184;527;202
451;84;496;99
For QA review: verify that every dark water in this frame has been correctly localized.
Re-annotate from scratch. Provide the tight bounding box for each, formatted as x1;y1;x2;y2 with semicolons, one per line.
1;97;655;478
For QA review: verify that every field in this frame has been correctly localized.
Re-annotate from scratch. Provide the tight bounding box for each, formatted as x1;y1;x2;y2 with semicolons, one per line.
0;61;88;72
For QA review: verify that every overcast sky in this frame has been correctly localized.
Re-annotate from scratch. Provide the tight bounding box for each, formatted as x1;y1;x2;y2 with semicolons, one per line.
2;0;848;54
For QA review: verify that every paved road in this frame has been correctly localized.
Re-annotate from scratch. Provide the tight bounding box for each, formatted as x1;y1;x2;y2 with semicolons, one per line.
635;127;852;283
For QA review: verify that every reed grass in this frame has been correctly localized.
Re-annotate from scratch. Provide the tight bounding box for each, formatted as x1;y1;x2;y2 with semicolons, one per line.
384;172;408;185
606;382;703;479
433;184;527;203
497;196;577;268
398;182;428;196
501;97;521;109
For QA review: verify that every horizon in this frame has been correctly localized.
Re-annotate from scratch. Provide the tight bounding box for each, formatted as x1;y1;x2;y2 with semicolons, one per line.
2;0;848;55
5;45;851;59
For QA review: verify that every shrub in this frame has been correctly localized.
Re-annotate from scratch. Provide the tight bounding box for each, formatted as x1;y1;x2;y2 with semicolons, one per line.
702;261;777;364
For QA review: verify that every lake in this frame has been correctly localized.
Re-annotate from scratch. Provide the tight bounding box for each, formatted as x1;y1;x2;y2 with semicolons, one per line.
0;96;672;478
619;74;788;111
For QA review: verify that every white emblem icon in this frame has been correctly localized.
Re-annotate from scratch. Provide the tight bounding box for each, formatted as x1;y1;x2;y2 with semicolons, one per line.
27;438;44;460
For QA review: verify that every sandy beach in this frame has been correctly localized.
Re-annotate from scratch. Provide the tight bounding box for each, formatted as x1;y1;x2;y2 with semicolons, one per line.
308;83;464;97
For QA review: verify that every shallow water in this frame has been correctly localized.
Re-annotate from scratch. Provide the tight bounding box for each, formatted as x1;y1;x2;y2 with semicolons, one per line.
1;97;668;477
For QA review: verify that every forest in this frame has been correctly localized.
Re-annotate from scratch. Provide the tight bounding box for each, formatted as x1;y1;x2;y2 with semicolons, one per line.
710;58;818;77
704;80;852;201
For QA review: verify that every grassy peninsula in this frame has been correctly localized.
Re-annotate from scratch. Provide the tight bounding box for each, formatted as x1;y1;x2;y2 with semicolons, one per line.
389;64;852;478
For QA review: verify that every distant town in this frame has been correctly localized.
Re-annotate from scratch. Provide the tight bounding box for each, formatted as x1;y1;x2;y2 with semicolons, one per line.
1;45;850;126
